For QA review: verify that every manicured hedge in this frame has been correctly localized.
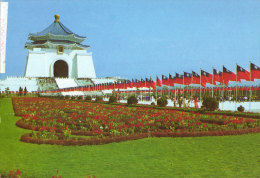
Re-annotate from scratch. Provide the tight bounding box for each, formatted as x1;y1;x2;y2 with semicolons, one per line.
20;127;260;146
20;133;149;146
151;127;260;137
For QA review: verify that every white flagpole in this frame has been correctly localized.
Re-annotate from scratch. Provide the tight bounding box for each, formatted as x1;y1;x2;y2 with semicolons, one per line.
183;72;185;107
200;69;202;107
156;77;158;104
249;61;252;112
145;78;147;101
235;64;238;111
212;68;214;97
161;75;163;97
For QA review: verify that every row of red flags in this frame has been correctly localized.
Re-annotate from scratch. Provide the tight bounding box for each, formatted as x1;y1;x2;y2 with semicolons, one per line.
33;63;260;93
114;86;260;93
1;86;259;94
158;63;260;88
1;63;259;94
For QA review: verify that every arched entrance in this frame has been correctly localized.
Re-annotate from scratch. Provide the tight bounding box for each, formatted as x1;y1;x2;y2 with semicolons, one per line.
54;60;68;78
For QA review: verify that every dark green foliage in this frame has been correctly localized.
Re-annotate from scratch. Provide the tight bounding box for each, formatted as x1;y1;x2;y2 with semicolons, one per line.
77;96;83;101
19;87;23;96
64;95;70;100
177;96;183;108
157;96;168;107
237;105;245;112
95;96;103;102
109;95;117;103
202;97;219;111
24;87;27;96
70;96;76;100
5;87;10;96
85;95;92;101
127;95;138;105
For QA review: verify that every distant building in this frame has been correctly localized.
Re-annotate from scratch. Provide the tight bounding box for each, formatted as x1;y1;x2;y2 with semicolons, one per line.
24;14;96;78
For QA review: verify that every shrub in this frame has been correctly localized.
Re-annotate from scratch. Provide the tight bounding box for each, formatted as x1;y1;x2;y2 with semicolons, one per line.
109;95;117;103
127;95;138;105
64;95;70;100
151;102;155;106
237;105;245;112
157;96;168;107
70;96;76;100
77;96;83;101
85;95;92;101
95;96;103;102
202;97;219;111
24;87;28;96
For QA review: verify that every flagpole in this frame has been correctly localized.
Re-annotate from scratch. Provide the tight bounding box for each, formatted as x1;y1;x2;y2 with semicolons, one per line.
168;75;170;99
182;71;185;99
145;78;147;102
149;77;151;102
156;76;158;104
174;85;176;102
212;67;214;97
221;85;223;110
249;61;252;112
161;75;163;97
127;81;129;100
200;69;202;108
141;79;143;102
235;64;238;111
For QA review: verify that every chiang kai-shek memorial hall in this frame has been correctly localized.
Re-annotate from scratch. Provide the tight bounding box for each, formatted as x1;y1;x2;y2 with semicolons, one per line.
24;14;96;78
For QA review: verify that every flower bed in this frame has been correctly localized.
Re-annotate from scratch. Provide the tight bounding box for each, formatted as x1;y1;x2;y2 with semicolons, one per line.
12;97;260;145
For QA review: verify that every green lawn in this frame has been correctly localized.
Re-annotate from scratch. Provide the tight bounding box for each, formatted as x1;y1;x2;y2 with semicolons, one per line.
0;98;260;178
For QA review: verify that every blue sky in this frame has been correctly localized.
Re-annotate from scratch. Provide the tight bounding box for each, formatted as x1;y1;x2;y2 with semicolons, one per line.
1;0;260;80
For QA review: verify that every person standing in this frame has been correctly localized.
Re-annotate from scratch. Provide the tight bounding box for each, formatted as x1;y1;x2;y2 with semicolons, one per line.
194;97;199;108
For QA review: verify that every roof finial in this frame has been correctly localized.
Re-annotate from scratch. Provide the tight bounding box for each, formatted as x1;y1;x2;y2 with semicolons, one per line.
54;14;60;22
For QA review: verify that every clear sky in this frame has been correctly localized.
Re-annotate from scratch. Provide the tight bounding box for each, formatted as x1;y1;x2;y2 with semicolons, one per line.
1;0;260;80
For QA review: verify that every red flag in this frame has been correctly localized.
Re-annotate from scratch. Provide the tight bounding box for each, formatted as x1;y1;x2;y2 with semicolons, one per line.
201;70;213;87
191;71;200;84
175;73;183;84
133;79;139;88
138;79;145;88
151;80;156;90
250;62;260;81
156;76;162;87
168;74;175;86
162;75;169;85
183;72;192;85
145;78;151;88
223;66;236;85
213;68;223;84
237;65;250;82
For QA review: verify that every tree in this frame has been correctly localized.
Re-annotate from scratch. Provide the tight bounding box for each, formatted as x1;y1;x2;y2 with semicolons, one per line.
202;97;219;111
177;96;183;108
109;95;117;103
5;87;10;96
24;87;27;96
127;95;138;105
19;87;23;96
157;96;168;107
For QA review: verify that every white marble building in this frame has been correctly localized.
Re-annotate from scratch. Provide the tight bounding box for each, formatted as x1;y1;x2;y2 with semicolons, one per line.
24;14;96;78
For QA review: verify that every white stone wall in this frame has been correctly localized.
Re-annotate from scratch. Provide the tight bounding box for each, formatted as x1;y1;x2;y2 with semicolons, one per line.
24;48;96;78
77;54;96;78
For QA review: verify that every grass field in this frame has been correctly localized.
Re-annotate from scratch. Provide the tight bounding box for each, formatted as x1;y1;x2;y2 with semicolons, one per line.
0;98;260;178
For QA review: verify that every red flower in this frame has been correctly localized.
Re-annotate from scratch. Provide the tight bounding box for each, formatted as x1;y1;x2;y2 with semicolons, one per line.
15;169;21;176
9;170;14;176
39;126;48;131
